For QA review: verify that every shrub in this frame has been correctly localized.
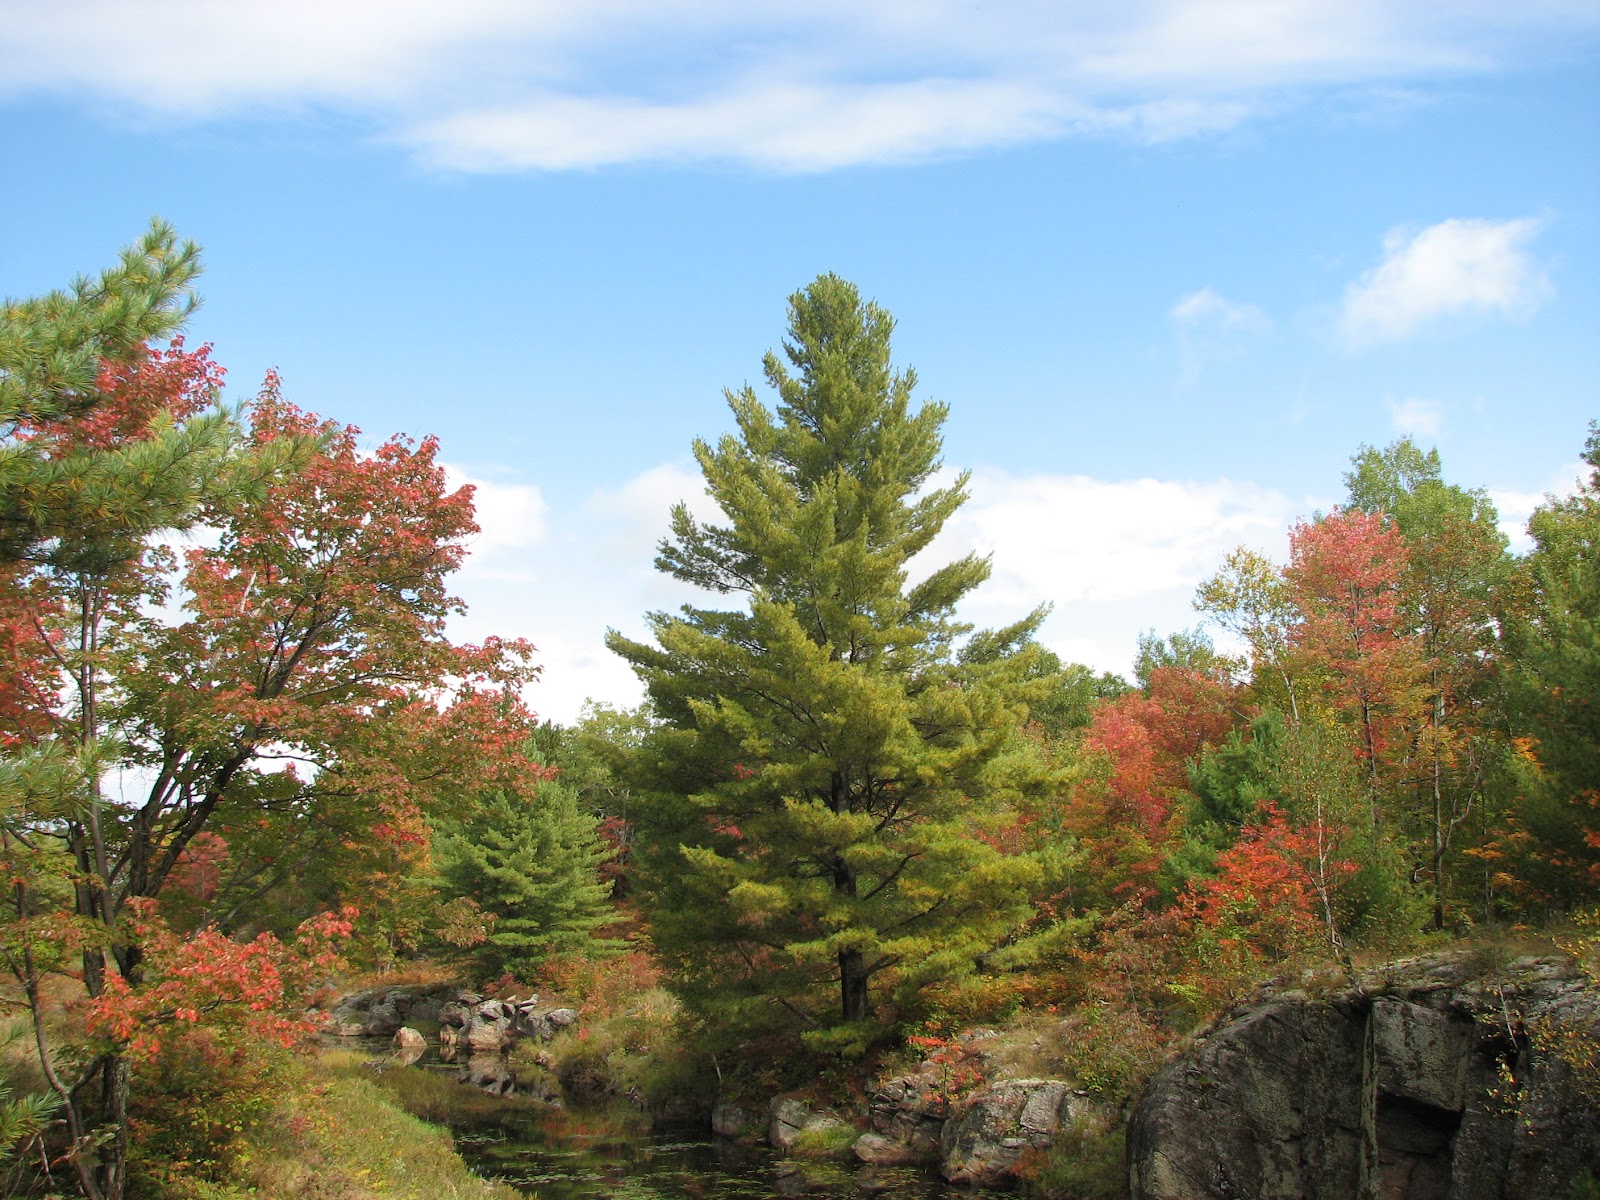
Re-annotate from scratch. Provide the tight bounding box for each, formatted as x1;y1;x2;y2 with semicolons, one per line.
128;1028;291;1198
1019;1125;1127;1200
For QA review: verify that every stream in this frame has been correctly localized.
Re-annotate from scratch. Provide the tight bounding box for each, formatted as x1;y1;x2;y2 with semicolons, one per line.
448;1102;1012;1200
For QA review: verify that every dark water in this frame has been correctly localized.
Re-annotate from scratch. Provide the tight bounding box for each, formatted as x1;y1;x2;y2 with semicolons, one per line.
451;1106;1010;1200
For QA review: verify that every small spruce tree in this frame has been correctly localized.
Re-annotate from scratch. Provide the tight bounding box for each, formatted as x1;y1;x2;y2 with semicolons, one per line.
433;778;617;981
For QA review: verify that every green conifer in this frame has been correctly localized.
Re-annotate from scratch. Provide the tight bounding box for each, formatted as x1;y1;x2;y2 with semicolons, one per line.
609;274;1045;1047
0;221;239;562
434;778;618;981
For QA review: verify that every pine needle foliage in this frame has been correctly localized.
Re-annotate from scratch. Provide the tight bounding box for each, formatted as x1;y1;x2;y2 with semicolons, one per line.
433;777;619;981
0;220;233;562
609;274;1047;1047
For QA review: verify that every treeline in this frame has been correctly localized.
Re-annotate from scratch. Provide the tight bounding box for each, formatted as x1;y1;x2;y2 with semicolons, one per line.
580;274;1600;1089
0;230;1595;1196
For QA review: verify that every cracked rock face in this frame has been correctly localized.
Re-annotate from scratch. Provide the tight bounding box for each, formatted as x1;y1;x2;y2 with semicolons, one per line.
1127;954;1600;1200
863;1073;947;1160
940;1078;1109;1186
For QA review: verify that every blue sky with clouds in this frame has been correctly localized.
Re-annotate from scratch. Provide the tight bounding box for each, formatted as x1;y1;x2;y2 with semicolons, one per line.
3;2;1597;721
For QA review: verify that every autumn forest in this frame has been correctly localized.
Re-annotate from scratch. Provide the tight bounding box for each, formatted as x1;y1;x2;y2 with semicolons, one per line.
2;225;1597;1198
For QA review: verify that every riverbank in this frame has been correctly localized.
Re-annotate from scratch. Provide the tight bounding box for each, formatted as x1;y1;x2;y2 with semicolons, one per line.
320;934;1600;1200
168;1049;520;1200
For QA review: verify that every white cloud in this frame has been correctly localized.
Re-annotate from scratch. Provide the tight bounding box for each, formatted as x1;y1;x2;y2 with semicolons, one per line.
408;78;1078;172
917;468;1296;676
584;461;723;539
444;464;549;569
1340;217;1550;348
1170;288;1270;334
445;460;714;723
441;459;1297;720
2;2;1594;170
1490;459;1593;553
1386;396;1443;437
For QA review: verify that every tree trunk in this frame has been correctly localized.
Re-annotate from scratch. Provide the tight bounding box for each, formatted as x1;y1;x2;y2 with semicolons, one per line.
828;782;870;1023
839;948;870;1023
1431;689;1447;931
96;1054;130;1200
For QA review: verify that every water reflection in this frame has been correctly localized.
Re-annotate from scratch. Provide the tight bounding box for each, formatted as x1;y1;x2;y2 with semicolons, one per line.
452;1107;1009;1199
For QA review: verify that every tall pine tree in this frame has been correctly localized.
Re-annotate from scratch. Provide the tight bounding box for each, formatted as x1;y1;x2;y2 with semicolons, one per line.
609;275;1044;1047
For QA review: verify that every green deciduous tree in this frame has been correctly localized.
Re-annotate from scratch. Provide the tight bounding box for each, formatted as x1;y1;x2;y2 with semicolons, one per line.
609;275;1045;1046
0;230;536;1199
1345;439;1512;927
1505;425;1600;906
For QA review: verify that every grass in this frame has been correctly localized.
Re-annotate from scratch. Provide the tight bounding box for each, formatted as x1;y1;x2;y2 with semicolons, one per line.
130;1050;524;1200
233;1052;522;1200
530;985;708;1112
789;1119;860;1160
1019;1125;1127;1200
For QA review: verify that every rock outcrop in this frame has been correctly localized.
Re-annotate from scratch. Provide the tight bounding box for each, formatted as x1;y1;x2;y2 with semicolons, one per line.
860;1072;947;1162
941;1078;1111;1186
765;1096;845;1150
325;985;579;1098
325;983;456;1037
1128;953;1600;1200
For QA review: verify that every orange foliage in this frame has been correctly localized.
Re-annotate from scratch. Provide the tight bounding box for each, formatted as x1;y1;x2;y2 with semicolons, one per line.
85;900;355;1062
1287;509;1426;776
1059;671;1243;908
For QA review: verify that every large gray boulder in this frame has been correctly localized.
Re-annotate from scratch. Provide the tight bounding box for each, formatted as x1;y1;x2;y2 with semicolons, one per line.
390;1026;426;1067
766;1096;854;1156
769;1096;815;1151
406;996;442;1024
850;1072;947;1165
362;996;405;1037
1127;953;1600;1200
436;1000;472;1028
940;1078;1109;1186
463;1002;514;1053
868;1072;948;1156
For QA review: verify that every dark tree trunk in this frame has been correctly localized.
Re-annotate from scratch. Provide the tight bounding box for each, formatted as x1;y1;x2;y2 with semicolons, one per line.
97;1054;130;1200
839;948;870;1023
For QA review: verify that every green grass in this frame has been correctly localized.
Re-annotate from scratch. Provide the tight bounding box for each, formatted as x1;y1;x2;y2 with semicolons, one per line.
213;1052;523;1200
1019;1125;1127;1200
789;1120;860;1160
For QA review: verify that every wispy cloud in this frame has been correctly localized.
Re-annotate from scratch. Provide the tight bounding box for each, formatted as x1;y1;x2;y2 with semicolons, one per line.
3;2;1595;171
1490;459;1594;552
1386;396;1444;437
1169;287;1271;380
914;468;1295;676
1340;217;1550;348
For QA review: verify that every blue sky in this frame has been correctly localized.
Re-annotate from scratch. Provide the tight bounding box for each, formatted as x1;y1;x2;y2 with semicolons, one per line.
3;2;1597;721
